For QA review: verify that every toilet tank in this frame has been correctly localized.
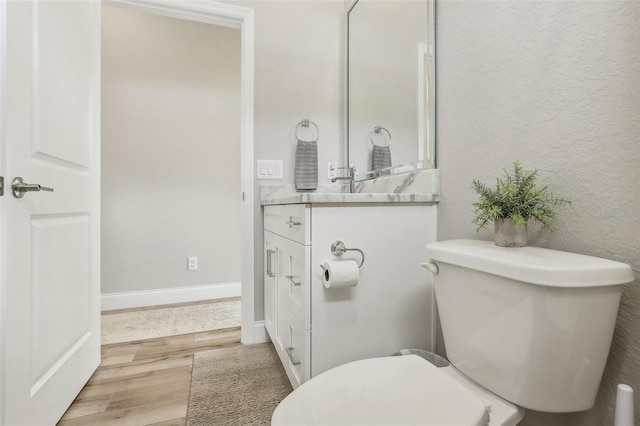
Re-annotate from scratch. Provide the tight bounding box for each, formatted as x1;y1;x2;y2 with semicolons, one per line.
425;239;634;413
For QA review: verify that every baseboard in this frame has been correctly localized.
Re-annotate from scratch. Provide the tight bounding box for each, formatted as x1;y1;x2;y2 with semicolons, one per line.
253;320;270;344
101;282;241;311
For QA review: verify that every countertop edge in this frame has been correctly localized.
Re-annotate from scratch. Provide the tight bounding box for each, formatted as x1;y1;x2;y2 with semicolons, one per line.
261;193;439;206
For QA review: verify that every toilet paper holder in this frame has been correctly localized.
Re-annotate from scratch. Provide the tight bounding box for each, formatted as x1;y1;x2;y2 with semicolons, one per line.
320;240;365;269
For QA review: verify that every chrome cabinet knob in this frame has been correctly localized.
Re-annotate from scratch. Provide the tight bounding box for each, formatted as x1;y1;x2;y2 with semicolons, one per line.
285;216;301;227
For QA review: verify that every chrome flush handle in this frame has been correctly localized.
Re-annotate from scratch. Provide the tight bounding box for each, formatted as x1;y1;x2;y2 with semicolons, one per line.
12;177;54;198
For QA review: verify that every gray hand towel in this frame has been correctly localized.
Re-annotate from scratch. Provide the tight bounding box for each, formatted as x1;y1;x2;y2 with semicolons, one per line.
372;145;392;175
295;140;318;190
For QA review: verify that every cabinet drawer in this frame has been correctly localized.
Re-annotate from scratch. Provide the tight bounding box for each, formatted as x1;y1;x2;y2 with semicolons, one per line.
264;204;310;245
278;307;311;388
278;237;311;330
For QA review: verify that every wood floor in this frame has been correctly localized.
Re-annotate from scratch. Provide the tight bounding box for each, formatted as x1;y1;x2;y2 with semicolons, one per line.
57;326;242;425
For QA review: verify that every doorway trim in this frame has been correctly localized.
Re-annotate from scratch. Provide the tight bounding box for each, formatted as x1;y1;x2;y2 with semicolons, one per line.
104;0;257;344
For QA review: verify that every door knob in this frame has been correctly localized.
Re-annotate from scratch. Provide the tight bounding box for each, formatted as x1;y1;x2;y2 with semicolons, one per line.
12;177;54;198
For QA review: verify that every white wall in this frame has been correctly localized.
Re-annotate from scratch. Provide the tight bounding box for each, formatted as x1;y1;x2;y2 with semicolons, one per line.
436;1;640;424
225;0;345;320
101;6;242;294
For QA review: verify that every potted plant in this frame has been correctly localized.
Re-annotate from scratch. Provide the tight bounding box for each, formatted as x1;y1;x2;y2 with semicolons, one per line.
471;161;570;247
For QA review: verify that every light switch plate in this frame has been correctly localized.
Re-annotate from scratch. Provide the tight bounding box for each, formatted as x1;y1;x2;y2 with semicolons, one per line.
257;160;283;179
327;162;337;180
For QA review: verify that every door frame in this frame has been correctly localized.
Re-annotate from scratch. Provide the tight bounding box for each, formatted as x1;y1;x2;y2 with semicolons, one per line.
103;0;257;345
0;0;7;421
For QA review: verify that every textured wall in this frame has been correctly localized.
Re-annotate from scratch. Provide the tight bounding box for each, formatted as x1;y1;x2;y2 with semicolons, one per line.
102;6;241;293
436;1;640;424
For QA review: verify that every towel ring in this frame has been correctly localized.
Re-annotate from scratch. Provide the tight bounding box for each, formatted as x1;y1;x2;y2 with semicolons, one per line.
368;126;392;148
295;119;319;143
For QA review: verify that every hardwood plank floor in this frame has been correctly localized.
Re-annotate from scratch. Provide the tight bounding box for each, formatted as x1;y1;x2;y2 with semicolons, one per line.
58;326;242;426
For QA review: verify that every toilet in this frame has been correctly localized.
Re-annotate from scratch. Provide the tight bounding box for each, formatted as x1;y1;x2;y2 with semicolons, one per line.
272;239;634;425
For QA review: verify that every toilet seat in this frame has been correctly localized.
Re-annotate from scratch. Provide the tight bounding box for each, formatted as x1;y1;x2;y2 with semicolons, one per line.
271;355;490;425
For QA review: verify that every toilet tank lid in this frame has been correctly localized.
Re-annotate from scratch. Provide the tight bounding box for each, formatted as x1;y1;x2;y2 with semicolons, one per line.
425;239;634;288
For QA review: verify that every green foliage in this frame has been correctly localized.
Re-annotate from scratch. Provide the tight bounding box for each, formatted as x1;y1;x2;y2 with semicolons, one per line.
471;161;570;232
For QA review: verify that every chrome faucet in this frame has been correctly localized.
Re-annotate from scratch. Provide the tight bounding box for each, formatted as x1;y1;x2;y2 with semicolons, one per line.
331;166;356;193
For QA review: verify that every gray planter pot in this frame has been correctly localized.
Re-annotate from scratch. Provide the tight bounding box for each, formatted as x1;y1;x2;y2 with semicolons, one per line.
494;218;528;247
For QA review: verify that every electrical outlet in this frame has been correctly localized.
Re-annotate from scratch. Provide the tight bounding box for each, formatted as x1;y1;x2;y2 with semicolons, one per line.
327;161;337;180
188;257;198;271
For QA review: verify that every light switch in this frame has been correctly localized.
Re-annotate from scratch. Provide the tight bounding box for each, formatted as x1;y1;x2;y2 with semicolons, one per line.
257;160;284;179
328;162;337;179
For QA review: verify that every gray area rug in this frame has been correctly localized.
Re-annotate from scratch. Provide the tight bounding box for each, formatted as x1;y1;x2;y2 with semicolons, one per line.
187;343;293;425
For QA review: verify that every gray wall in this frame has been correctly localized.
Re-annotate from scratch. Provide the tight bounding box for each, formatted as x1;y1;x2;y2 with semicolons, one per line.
102;1;347;319
436;1;640;424
227;0;346;320
101;6;242;294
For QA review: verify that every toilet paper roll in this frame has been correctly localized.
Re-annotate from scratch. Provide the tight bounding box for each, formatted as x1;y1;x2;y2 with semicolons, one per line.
322;260;359;289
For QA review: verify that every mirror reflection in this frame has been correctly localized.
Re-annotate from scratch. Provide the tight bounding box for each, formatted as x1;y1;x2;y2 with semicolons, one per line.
347;0;435;180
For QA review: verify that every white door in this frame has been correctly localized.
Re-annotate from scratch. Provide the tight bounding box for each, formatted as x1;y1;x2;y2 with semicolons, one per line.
1;1;101;424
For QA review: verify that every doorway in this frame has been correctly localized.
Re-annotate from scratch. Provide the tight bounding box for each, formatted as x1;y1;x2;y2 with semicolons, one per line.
101;0;256;344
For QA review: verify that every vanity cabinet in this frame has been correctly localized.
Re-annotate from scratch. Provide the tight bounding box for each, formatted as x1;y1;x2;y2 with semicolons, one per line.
264;202;436;389
264;204;311;387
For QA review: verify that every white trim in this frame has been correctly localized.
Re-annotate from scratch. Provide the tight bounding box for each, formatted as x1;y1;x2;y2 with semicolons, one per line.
253;321;270;344
430;205;438;352
103;0;242;29
0;0;7;421
416;0;436;169
105;0;256;343
427;0;436;167
239;8;256;345
101;282;241;311
417;43;428;164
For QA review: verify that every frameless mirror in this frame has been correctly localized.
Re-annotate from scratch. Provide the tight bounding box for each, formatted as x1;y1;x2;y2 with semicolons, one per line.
347;0;435;180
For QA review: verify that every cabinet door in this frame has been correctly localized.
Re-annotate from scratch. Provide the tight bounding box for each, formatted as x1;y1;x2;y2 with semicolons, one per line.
278;237;311;329
264;231;279;344
277;306;311;388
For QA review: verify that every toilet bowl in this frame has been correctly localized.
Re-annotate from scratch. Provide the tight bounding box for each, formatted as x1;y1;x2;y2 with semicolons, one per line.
272;239;634;425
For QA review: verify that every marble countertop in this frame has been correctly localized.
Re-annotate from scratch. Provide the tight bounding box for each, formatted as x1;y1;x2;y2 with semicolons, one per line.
261;192;438;205
260;169;440;206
